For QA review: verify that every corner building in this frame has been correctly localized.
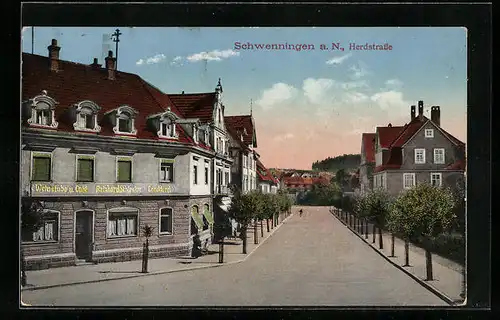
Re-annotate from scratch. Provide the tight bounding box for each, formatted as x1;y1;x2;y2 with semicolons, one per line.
21;39;233;270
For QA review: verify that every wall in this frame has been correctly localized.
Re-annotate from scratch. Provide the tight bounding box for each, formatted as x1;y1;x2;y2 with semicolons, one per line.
380;170;464;197
189;152;212;196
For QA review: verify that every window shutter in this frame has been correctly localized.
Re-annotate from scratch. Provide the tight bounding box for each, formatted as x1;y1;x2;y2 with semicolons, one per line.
33;157;51;181
78;159;94;181
118;160;132;182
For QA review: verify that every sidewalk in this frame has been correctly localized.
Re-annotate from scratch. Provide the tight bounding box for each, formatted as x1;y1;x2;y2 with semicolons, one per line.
21;211;294;292
329;207;465;305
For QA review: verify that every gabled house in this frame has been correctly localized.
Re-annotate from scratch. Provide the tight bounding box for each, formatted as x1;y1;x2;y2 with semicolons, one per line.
256;159;279;193
20;39;234;270
370;100;465;196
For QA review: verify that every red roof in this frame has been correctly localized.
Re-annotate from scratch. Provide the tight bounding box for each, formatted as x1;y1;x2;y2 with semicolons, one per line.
168;93;216;124
390;118;427;147
377;125;404;148
362;133;376;163
224;115;256;147
256;159;276;183
22;52;200;146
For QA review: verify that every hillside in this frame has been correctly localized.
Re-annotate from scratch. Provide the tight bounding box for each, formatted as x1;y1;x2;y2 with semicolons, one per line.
311;154;361;172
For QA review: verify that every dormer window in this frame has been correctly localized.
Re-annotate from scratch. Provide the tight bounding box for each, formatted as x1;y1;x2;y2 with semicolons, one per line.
160;122;176;137
193;124;199;143
109;106;138;136
73;101;101;133
204;129;210;146
151;108;179;140
24;90;59;129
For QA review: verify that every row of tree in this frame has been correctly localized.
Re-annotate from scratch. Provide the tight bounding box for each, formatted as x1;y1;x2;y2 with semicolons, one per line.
226;189;294;254
311;154;361;172
340;181;464;280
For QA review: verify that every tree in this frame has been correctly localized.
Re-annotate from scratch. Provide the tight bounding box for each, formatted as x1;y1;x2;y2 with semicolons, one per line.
356;188;392;250
386;182;456;280
228;190;262;254
20;198;45;286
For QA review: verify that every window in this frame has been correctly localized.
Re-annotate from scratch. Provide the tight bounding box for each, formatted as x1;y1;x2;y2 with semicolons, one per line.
117;158;132;182
161;122;168;136
77;110;95;130
414;148;426;164
225;172;229;185
36;109;50;125
243;155;247;168
430;173;442;187
425;129;434;138
193;125;198;142
403;173;416;189
433;148;445;164
160;160;174;182
193;165;198;185
204;166;209;185
108;212;138;237
202;215;209;231
77;156;94;182
117;112;134;133
32;153;51;181
22;211;59;242
159;208;173;234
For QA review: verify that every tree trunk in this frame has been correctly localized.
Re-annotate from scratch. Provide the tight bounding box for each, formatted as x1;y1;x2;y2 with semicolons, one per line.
378;226;383;249
372;224;376;243
271;216;274;229
260;220;264;238
218;237;224;263
266;219;270;232
360;219;364;235
364;219;368;239
254;220;258;244
425;249;433;281
242;226;248;254
21;247;27;287
403;239;410;266
389;234;395;257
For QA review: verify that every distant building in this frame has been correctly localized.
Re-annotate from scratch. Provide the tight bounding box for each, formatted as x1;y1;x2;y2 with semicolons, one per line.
256;159;279;193
364;100;466;197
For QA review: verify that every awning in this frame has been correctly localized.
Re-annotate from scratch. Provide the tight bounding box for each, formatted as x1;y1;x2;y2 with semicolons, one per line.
191;207;204;229
203;206;214;224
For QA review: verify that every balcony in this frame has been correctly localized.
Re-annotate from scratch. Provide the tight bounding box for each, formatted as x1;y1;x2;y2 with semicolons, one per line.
215;185;230;195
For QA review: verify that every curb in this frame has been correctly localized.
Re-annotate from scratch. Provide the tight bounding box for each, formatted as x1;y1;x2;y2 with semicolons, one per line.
22;212;294;292
329;209;457;306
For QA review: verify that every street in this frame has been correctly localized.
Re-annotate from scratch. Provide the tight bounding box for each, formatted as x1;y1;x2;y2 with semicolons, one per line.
22;207;447;306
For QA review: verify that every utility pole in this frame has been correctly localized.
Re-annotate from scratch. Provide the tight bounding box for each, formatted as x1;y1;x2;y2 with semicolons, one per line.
111;28;122;69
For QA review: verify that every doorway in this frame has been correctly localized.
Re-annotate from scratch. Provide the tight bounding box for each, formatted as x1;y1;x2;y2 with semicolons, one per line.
75;210;93;261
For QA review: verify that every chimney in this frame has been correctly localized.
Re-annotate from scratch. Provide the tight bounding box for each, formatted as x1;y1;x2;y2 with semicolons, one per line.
418;100;424;120
90;58;102;69
410;105;416;121
388;123;392;127
104;50;116;80
48;39;61;72
431;106;441;126
181;91;185;94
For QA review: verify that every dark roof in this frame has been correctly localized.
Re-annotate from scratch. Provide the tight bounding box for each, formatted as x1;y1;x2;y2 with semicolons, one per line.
224;115;256;147
168;93;216;124
21;52;198;145
376;125;404;148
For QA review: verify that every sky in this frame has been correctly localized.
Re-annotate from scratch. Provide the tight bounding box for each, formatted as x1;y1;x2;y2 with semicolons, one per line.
21;27;467;170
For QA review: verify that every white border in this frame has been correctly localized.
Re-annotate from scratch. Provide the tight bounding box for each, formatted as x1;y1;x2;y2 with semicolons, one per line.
403;172;416;189
430;172;443;187
424;128;434;138
433;148;446;164
414;148;426;164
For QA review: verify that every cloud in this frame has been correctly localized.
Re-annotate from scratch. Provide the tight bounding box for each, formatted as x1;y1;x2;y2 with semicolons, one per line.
136;53;167;66
326;53;352;65
186;49;240;62
273;133;295;142
302;78;336;105
255;83;298;110
385;78;403;89
349;61;370;79
170;56;183;66
370;90;408;112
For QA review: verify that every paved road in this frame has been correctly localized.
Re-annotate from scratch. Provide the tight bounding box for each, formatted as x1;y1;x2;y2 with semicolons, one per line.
22;206;447;306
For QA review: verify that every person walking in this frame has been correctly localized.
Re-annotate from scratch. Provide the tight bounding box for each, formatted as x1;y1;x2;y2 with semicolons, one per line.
299;209;303;217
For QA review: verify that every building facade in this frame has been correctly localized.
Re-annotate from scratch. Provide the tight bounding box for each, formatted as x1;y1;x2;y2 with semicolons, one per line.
369;101;466;197
256;159;279;193
359;133;375;194
20;39;233;270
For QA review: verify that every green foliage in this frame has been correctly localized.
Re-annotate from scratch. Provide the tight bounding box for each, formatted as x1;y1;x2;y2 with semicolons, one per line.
298;183;342;206
386;182;456;240
228;190;263;226
21;198;45;233
312;154;361;172
356;188;392;225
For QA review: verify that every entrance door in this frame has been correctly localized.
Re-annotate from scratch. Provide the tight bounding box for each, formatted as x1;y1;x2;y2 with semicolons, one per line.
75;211;93;261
